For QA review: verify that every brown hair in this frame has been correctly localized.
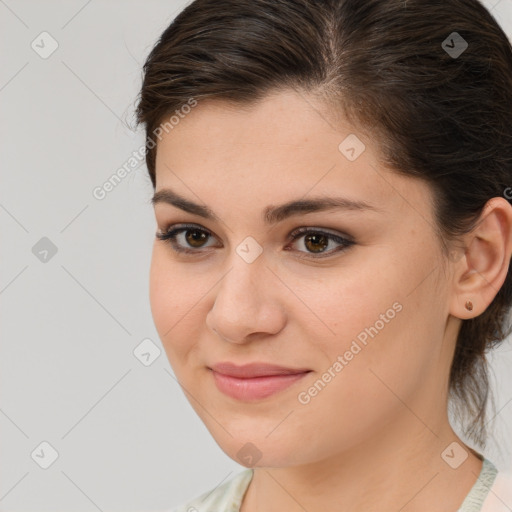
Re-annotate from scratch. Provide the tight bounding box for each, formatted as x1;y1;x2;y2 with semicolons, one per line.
135;0;512;447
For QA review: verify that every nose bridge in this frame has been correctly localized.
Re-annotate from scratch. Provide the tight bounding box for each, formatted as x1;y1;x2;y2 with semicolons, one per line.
217;248;266;317
223;233;269;300
206;245;284;342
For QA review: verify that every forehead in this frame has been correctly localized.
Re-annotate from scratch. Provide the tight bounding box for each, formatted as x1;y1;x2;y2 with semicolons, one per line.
157;90;340;152
153;89;433;225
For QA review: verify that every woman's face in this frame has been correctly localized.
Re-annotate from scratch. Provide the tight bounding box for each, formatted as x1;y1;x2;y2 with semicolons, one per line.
150;89;456;468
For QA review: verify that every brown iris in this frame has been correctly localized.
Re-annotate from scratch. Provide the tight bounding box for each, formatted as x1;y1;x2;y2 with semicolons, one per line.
185;229;209;248
303;233;328;253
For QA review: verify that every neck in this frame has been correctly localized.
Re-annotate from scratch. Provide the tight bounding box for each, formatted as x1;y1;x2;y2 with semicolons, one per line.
240;411;483;512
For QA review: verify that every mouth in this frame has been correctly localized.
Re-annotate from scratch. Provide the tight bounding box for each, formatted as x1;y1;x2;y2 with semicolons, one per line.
209;361;312;378
208;362;312;401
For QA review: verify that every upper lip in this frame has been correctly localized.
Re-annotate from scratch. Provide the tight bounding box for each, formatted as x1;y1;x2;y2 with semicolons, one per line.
209;362;311;378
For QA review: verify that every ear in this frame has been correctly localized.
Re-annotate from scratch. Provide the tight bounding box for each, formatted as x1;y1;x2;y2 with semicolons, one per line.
450;197;512;320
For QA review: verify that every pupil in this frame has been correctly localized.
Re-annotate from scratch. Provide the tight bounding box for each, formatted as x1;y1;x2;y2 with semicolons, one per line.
186;229;207;247
305;233;328;253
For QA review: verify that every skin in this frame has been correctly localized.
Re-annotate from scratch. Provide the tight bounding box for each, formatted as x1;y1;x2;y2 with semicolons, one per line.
149;89;512;512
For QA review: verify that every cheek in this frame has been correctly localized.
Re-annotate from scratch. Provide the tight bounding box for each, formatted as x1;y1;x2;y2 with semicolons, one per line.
306;251;438;400
291;305;428;455
149;247;204;362
149;249;175;336
309;264;394;343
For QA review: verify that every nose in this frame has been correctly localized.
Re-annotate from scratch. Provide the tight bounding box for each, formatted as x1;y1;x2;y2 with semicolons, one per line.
205;255;286;344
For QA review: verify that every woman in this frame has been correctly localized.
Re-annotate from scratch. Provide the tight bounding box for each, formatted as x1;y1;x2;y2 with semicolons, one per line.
135;0;512;510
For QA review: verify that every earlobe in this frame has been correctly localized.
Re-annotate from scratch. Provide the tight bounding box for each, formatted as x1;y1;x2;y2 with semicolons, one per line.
449;197;512;320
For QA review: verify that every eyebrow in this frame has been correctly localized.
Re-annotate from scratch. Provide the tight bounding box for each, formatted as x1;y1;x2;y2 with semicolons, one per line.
151;188;382;225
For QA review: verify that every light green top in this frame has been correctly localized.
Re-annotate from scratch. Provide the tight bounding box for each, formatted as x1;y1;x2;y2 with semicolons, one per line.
457;458;498;512
172;458;498;512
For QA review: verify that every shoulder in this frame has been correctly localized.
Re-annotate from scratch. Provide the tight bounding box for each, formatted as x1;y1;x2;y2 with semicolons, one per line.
481;470;512;512
170;469;254;512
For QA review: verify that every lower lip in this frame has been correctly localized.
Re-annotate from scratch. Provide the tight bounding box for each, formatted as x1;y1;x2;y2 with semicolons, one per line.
210;370;310;401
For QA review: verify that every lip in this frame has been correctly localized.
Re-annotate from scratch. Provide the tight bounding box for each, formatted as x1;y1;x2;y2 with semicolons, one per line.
209;361;312;378
208;362;312;401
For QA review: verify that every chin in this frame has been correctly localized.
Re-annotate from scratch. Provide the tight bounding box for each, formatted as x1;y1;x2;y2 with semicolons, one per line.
207;428;305;468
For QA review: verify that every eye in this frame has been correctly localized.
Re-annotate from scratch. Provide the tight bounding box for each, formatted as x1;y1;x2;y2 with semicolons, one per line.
155;223;355;258
285;227;354;259
155;223;218;254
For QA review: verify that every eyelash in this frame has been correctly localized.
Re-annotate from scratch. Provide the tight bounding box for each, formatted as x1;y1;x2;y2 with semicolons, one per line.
155;223;355;259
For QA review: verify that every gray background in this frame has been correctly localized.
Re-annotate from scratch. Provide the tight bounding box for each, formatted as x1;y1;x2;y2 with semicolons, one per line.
1;0;512;510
